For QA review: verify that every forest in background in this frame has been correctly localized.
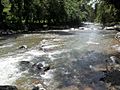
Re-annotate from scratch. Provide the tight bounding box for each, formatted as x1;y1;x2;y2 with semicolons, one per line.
0;0;120;32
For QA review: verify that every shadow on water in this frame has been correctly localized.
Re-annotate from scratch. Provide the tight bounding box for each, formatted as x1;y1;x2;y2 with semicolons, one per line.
102;70;120;86
53;50;113;90
0;34;21;46
21;30;74;35
40;30;74;35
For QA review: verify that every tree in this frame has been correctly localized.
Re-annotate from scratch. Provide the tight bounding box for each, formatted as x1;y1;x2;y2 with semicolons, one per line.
0;0;96;30
95;0;119;25
0;0;4;24
47;0;67;25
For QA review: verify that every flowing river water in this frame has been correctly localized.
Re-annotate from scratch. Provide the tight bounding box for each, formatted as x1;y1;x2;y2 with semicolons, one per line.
0;23;120;90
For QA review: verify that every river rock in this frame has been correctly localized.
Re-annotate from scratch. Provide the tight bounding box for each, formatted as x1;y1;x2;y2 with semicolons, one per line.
32;85;46;90
32;86;39;90
115;32;120;40
43;65;51;72
19;61;51;74
20;61;30;65
33;62;44;70
18;45;27;49
0;85;18;90
19;61;32;71
29;62;44;74
32;62;51;73
110;56;120;64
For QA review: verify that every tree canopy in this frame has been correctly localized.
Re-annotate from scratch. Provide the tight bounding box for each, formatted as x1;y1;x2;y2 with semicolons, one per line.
0;0;95;31
0;0;120;32
95;0;120;25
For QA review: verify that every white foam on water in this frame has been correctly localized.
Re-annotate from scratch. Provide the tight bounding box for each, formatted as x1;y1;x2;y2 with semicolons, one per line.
47;50;69;61
62;29;70;32
84;22;93;25
0;49;47;85
48;50;66;55
111;44;120;52
25;50;46;56
0;55;25;85
53;39;61;42
111;44;119;48
23;34;35;37
0;43;15;48
42;45;59;50
86;41;99;45
47;50;64;60
41;70;55;79
41;39;48;43
83;27;89;30
116;47;120;52
50;29;70;32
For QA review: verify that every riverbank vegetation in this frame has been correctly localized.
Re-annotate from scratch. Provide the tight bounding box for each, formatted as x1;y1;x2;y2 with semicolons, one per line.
95;0;120;26
0;0;120;33
0;0;94;31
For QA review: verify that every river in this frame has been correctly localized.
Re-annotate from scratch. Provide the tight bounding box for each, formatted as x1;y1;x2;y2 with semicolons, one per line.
0;23;120;90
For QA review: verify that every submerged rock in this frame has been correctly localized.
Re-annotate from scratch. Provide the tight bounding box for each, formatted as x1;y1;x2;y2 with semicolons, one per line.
18;45;27;49
0;85;18;90
19;61;31;65
19;61;33;71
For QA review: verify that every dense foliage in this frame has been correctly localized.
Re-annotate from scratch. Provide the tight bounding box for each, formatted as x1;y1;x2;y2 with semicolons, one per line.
95;0;120;26
0;0;120;32
0;0;95;31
